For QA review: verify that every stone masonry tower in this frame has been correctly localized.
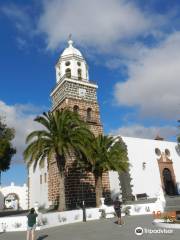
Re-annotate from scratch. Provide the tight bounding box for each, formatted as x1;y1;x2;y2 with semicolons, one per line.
48;39;110;208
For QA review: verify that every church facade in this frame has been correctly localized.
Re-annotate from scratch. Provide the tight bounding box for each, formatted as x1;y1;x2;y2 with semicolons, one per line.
28;39;110;209
28;41;180;210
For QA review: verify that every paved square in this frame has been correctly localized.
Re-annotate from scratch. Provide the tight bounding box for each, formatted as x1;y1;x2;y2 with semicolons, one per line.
1;215;179;240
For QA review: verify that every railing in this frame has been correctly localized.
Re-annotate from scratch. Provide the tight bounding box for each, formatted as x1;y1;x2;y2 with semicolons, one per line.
51;75;97;92
60;54;84;60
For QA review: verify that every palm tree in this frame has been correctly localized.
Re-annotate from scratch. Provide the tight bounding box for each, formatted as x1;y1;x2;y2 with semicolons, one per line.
77;134;129;207
24;109;90;211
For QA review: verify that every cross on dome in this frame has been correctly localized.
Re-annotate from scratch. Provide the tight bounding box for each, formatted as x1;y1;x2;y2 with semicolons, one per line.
68;34;73;47
61;36;82;57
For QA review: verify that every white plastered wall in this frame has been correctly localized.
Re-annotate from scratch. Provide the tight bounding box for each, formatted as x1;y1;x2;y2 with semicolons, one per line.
108;136;180;199
108;171;121;200
56;57;88;83
29;159;49;209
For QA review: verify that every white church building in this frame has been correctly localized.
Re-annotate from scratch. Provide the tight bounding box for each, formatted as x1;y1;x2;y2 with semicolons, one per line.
28;136;180;210
28;40;180;212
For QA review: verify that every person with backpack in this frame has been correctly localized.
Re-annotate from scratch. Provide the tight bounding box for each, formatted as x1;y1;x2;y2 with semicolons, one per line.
26;208;38;240
113;197;123;225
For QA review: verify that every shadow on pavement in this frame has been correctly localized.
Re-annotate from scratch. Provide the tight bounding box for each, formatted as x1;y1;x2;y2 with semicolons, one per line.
37;234;48;240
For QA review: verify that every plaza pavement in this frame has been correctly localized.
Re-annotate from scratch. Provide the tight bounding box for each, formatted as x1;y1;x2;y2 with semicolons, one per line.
1;215;179;240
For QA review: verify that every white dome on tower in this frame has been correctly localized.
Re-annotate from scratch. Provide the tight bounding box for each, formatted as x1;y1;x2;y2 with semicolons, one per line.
55;38;89;83
61;39;83;57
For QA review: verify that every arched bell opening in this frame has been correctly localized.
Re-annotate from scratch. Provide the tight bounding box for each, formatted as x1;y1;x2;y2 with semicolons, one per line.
77;68;82;80
65;68;71;78
73;105;79;113
86;108;92;122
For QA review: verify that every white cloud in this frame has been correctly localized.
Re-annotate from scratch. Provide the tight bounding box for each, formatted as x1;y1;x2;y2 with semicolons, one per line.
1;4;36;48
38;0;154;50
114;32;180;119
0;101;42;164
1;4;33;33
111;124;178;140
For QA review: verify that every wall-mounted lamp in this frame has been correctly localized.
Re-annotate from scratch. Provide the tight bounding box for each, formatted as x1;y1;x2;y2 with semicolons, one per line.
142;162;146;170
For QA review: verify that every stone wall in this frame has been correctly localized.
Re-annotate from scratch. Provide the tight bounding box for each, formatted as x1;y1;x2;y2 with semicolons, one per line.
48;157;111;208
53;97;102;128
52;79;98;110
48;96;111;209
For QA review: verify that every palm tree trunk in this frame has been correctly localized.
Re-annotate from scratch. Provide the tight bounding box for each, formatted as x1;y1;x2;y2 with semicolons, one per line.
58;170;66;211
95;173;103;207
56;154;66;211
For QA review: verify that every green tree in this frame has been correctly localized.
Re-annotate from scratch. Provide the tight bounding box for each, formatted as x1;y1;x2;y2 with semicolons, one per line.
0;118;16;185
77;134;129;207
177;120;180;143
24;109;90;211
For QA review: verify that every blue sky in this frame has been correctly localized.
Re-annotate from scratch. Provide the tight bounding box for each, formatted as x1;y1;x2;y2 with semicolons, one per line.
0;0;180;185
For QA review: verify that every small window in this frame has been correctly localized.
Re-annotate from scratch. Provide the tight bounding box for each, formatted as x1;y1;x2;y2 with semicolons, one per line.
77;61;81;66
142;162;146;170
40;175;42;184
155;148;161;156
44;173;47;183
165;149;170;157
65;61;70;66
136;193;148;200
87;108;92;121
78;68;82;80
73;105;79;113
66;68;71;78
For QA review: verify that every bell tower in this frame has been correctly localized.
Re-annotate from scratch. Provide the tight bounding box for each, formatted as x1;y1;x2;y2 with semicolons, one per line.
51;39;102;134
48;39;110;208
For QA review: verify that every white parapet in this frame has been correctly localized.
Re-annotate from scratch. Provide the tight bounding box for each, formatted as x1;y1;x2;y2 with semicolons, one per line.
0;199;165;233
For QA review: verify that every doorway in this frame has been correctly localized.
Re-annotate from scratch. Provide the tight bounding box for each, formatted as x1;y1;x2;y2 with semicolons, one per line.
163;168;176;196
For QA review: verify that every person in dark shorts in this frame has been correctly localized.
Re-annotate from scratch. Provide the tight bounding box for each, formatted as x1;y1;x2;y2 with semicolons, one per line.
27;208;38;240
113;197;123;225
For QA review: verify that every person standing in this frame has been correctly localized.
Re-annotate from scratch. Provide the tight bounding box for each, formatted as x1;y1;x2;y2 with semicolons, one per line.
113;197;123;225
27;208;38;240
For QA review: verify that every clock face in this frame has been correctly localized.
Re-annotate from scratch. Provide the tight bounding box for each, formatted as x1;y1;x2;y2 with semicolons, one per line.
79;88;86;97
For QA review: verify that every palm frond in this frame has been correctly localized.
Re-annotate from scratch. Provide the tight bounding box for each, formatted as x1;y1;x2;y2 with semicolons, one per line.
76;134;129;175
24;109;91;171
